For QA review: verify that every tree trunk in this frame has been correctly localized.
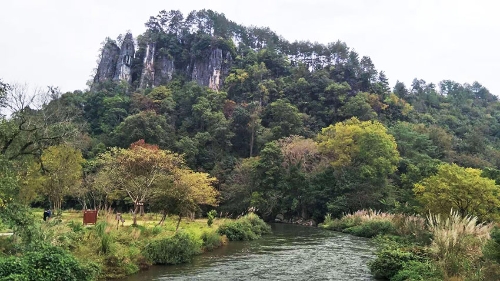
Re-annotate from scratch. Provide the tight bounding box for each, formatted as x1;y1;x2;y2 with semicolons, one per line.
139;204;144;216
175;214;182;232
157;211;167;226
249;126;254;157
132;203;139;226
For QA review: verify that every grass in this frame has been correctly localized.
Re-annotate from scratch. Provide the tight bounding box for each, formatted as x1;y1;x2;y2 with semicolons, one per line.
323;209;500;281
11;209;263;279
33;209;230;231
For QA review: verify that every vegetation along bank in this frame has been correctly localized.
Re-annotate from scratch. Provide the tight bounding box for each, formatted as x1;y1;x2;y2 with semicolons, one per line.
2;8;500;281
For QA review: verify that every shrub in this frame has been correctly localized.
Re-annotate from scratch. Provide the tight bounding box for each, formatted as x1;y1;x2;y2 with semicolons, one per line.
207;210;217;227
392;214;431;245
483;226;500;263
321;209;396;233
217;213;271;241
368;249;418;280
344;220;396;238
244;213;272;235
427;210;493;278
391;260;443;281
143;231;202;265
321;216;361;231
102;245;141;279
201;231;223;251
217;220;257;241
0;246;99;281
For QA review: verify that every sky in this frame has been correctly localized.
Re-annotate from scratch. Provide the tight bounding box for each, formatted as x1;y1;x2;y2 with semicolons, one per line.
1;0;499;95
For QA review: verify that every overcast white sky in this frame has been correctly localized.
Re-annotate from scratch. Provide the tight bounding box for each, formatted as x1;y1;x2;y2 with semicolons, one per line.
1;0;499;95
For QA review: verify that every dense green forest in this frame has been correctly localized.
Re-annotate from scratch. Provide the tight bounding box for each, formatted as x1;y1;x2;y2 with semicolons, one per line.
2;9;500;223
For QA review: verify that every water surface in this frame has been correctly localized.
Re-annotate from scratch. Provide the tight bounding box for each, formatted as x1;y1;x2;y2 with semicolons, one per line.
122;223;376;281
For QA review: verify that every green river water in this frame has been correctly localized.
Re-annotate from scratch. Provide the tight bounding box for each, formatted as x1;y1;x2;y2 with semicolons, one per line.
121;223;376;281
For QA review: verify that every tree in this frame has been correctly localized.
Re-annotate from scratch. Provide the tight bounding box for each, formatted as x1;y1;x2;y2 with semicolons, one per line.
317;118;400;211
219;157;259;216
1;84;80;160
317;117;399;182
151;168;218;230
111;110;174;149
414;163;500;221
262;99;303;140
338;92;378;121
96;140;180;225
23;145;84;211
0;79;9;112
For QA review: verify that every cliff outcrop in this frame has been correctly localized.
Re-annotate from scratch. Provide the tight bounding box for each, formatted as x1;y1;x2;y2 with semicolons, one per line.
93;33;231;91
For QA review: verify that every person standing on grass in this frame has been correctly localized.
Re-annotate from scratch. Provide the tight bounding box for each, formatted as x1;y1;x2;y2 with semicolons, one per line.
43;209;49;221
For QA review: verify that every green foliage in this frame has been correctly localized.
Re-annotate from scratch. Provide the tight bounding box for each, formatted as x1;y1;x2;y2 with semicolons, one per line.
67;220;84;232
217;213;271;241
111;110;174;149
201;230;223;251
427;210;493;279
207;210;217;227
143;231;202;265
414;163;500;221
262;99;303;140
343;220;396;238
0;246;99;281
0;204;42;250
483;226;500;263
368;249;420;280
391;260;443;281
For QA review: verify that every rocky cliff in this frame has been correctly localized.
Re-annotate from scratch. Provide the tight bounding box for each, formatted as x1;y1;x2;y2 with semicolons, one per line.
93;41;120;84
191;48;232;92
113;33;135;84
93;33;232;91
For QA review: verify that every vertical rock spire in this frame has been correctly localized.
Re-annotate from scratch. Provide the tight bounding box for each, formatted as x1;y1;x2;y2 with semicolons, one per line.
139;42;156;89
93;39;120;84
114;33;135;83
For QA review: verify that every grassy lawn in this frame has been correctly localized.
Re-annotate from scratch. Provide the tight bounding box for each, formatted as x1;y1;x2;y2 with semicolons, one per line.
32;209;229;235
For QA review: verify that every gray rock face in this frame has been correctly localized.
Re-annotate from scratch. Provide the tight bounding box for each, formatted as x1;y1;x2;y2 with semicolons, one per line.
114;33;135;83
139;42;156;89
93;41;120;84
153;54;175;87
192;48;232;91
93;34;233;91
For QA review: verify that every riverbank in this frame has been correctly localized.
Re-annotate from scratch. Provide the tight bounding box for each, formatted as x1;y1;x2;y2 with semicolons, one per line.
320;210;500;281
0;211;270;280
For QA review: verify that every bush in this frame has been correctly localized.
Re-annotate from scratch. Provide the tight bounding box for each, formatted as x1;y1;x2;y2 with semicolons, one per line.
207;210;217;227
483;226;500;263
217;220;257;241
217;213;271;241
201;231;223;251
0;246;99;281
143;231;202;265
368;249;418;280
391;260;443;281
344;220;396;238
67;221;84;233
427;210;493;278
321;216;361;231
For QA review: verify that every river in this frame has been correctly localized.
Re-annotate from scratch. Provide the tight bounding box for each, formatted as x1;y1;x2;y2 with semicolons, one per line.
121;223;376;281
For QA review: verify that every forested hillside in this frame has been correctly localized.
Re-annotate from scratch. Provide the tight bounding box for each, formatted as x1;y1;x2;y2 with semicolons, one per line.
2;9;499;223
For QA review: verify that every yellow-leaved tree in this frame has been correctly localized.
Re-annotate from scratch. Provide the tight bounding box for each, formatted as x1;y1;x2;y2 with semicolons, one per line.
414;163;500;221
152;168;218;230
316;117;400;212
97;140;218;226
23;144;84;211
317;117;400;183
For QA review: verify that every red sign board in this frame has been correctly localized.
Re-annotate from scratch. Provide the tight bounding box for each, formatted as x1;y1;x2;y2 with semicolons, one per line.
83;210;98;225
